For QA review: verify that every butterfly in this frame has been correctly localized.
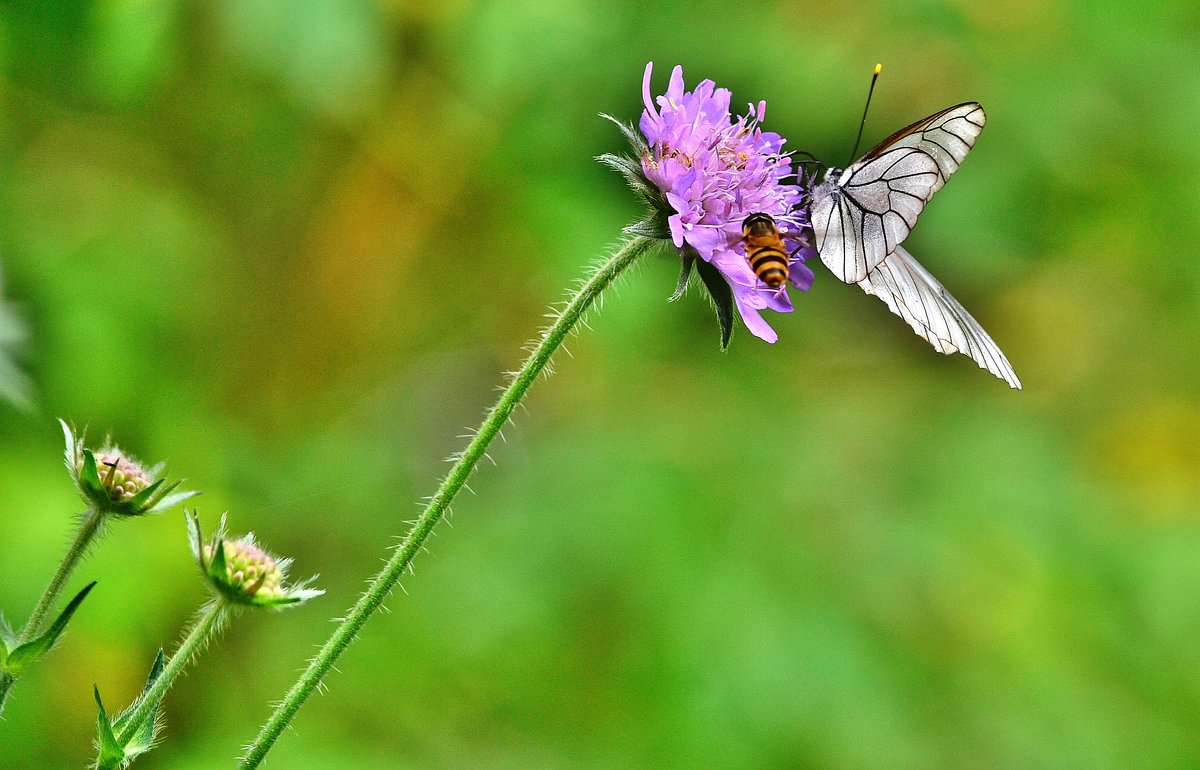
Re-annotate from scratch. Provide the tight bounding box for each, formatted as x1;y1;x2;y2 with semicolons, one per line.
806;99;1022;389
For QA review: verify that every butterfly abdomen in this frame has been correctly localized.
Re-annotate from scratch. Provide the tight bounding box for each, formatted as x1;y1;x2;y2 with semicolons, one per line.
742;213;789;289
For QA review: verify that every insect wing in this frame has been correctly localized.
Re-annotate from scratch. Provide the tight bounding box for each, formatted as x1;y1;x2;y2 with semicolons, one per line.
858;244;1021;389
812;102;987;283
860;101;986;184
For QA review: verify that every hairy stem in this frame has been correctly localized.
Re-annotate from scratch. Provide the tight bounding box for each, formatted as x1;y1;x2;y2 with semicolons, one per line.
0;674;12;715
0;506;105;714
114;600;230;748
239;234;653;768
20;506;104;641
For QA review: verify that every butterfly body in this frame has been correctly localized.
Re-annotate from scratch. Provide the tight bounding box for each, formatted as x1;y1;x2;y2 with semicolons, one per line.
805;101;1021;389
816;167;852;186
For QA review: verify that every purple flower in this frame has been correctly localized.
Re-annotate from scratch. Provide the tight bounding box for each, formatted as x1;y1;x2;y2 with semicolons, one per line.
637;62;815;344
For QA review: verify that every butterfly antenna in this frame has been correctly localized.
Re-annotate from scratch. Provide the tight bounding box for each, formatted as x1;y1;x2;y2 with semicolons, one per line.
846;63;882;165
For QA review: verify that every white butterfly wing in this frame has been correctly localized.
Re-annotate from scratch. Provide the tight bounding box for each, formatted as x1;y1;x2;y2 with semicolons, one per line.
812;102;987;283
859;245;1021;389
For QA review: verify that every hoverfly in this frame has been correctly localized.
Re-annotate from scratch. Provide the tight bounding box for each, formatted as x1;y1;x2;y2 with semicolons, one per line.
741;212;791;289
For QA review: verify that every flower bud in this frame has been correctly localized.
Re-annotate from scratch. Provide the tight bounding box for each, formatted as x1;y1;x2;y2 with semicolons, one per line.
188;511;323;610
60;420;198;517
202;538;284;602
87;452;151;503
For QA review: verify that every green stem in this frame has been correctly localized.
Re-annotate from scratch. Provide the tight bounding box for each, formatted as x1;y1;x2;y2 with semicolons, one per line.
0;673;13;716
114;600;230;747
0;506;105;715
238;234;653;768
19;506;104;642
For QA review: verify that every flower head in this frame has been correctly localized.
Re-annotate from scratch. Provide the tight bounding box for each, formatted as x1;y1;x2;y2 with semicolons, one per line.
89;452;150;503
187;511;323;609
61;419;198;517
604;63;815;346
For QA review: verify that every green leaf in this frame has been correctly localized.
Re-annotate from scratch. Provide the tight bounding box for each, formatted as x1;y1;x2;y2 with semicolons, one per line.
621;217;665;240
114;649;166;755
596;152;652;195
144;478;180;509
599;113;647;153
0;612;14;647
80;448;104;498
5;581;96;676
695;257;735;351
668;252;696;303
0;613;12;671
256;586;325;609
208;540;228;583
595;152;640;178
60;418;77;470
185;509;203;557
148;485;200;514
121;477;164;512
94;685;126;770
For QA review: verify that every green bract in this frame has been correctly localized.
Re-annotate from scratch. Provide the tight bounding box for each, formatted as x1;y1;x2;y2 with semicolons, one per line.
2;582;95;679
94;650;165;770
187;511;323;609
61;420;198;517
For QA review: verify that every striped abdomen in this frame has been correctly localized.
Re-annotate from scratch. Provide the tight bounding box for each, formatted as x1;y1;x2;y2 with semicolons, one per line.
742;213;789;289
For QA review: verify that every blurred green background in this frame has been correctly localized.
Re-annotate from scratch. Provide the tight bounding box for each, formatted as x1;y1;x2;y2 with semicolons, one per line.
1;1;1198;767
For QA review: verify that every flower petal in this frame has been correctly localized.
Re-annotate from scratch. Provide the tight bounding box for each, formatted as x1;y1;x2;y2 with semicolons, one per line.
632;62;812;345
642;61;657;116
664;65;686;109
733;295;779;343
789;261;816;291
668;214;687;248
